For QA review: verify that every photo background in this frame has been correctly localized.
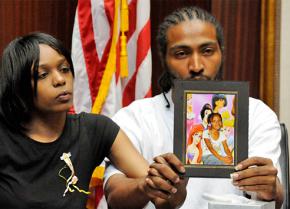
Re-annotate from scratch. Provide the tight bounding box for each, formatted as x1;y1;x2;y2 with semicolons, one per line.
186;93;236;150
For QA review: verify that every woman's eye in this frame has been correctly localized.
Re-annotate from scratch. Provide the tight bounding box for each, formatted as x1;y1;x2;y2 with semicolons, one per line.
60;66;71;73
38;72;48;79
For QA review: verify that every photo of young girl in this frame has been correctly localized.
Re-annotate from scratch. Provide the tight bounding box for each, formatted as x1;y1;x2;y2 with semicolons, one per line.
202;113;233;165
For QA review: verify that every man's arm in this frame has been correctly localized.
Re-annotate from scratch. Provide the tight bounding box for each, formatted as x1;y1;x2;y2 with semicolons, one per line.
231;157;283;209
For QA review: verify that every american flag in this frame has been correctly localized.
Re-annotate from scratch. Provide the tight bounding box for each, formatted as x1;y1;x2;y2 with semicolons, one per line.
71;0;151;117
71;0;151;208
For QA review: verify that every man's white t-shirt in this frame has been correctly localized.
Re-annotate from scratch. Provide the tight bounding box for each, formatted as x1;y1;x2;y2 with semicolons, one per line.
104;90;281;209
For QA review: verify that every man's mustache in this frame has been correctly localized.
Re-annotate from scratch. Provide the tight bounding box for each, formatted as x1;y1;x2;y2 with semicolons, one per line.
188;71;212;80
168;70;213;81
189;75;211;81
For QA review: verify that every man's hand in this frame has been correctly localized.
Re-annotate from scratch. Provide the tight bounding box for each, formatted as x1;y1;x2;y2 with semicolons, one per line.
144;153;188;209
231;157;283;209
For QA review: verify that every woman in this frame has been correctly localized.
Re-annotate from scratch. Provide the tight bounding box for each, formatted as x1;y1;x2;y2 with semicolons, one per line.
0;32;149;208
202;113;233;165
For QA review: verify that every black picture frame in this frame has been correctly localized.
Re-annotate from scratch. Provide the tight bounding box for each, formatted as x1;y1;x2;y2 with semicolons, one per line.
173;80;249;178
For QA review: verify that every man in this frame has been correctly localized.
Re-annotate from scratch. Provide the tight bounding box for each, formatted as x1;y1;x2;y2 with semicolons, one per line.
104;6;283;209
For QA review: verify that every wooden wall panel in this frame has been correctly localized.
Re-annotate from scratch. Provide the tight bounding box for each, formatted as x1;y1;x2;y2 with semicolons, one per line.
260;0;279;112
0;0;264;101
212;0;261;98
0;0;77;55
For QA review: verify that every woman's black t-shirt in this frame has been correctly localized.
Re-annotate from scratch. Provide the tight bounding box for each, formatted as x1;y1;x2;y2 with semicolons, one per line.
0;112;119;209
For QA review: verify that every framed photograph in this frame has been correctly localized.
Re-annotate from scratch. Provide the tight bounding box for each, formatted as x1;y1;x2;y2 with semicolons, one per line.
173;80;249;178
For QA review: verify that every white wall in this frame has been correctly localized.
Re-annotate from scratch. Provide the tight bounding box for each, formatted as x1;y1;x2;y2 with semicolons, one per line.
279;0;290;131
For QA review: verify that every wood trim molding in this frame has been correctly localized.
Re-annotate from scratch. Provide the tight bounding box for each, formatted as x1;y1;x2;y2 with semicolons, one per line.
260;0;280;112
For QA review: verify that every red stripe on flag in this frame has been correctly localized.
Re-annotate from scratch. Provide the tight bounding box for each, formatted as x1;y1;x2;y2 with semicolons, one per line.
100;0;115;82
78;0;116;104
122;20;151;107
127;0;137;40
104;0;115;24
144;86;152;98
77;0;100;102
136;20;151;72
